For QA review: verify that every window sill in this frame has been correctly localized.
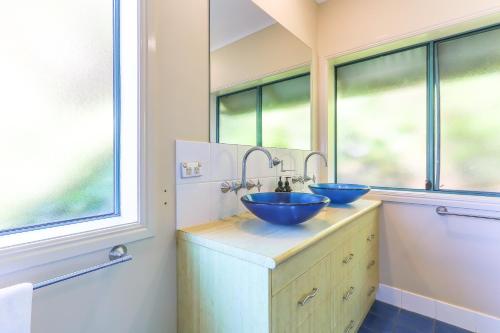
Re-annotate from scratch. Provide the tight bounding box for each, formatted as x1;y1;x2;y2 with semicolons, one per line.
0;216;153;276
366;189;500;212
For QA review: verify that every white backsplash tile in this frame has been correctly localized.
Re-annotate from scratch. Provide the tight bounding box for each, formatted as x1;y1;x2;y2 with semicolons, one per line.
209;181;240;220
274;148;304;179
176;183;212;229
175;140;317;229
175;140;211;184
210;143;237;182
237;145;276;179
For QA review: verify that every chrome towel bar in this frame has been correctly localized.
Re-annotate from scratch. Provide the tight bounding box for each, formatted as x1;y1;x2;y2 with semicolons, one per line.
436;206;500;221
33;245;132;290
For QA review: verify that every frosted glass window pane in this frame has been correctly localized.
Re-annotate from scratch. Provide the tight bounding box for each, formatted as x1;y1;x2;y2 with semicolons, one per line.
219;89;257;145
262;75;311;149
336;47;427;188
0;0;116;232
438;28;500;192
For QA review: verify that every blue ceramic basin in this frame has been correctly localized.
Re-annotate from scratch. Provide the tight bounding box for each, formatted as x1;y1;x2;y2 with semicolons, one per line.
240;192;330;225
308;183;370;204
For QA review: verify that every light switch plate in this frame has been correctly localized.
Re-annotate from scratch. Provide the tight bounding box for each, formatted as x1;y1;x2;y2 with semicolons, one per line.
181;161;203;178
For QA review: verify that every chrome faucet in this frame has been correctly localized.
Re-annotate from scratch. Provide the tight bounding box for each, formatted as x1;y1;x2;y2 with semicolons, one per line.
220;146;278;194
241;146;275;189
295;151;328;184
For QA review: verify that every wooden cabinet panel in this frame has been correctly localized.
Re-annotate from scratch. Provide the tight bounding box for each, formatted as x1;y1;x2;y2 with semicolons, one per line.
272;256;332;333
177;204;380;333
272;226;348;295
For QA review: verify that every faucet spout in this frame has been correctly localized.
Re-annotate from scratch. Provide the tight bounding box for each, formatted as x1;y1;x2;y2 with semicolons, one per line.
241;147;274;189
304;152;328;182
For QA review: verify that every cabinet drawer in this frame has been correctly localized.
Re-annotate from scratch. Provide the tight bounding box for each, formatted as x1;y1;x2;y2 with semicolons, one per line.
273;225;349;294
332;226;362;283
272;256;332;333
361;280;378;315
358;210;378;255
332;272;360;331
361;246;378;281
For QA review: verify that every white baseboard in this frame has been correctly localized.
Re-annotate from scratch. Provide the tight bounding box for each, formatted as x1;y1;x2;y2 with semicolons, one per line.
376;283;500;333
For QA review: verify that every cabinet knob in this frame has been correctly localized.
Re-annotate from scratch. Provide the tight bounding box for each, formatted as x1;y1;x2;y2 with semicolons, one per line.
344;320;355;333
342;253;355;264
366;259;376;270
367;234;375;241
367;286;376;297
298;287;319;306
342;286;355;302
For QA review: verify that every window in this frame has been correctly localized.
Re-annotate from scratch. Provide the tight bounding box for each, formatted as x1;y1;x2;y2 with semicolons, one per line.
437;28;500;193
335;25;500;196
217;74;311;150
0;0;138;235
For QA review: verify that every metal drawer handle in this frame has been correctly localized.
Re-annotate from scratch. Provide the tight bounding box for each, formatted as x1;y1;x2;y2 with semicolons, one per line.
366;259;376;270
298;287;319;306
367;286;376;297
344;320;355;333
342;253;354;264
366;234;375;241
342;286;355;301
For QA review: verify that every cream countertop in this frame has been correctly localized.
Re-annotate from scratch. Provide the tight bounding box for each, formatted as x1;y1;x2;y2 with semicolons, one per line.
177;199;381;269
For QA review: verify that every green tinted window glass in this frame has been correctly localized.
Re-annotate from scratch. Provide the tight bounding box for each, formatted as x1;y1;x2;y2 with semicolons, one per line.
218;89;257;145
262;75;311;149
438;28;500;192
0;0;116;233
336;46;428;188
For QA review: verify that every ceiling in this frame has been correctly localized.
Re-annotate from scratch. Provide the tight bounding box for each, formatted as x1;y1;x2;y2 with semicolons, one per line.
210;0;276;51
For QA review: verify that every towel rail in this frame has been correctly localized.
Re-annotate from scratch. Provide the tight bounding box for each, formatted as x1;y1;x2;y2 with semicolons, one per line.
33;245;132;290
436;206;500;221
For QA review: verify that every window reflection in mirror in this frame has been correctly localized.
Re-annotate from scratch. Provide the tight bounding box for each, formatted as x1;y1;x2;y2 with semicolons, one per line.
210;0;312;150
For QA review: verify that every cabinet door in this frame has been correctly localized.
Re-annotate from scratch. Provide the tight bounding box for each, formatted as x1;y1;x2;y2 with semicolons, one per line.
272;256;331;333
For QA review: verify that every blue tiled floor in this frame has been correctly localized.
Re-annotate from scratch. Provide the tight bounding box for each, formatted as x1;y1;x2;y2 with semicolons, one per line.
360;301;473;333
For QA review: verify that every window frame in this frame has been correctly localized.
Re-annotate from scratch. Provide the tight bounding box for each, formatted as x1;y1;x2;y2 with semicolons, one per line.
216;72;312;149
0;0;151;276
333;23;500;198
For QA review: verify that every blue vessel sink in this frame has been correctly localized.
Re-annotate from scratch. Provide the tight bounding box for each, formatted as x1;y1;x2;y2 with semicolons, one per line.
309;183;370;204
240;192;330;225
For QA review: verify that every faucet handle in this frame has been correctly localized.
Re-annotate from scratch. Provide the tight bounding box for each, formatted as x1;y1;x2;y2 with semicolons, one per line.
220;181;231;193
303;174;316;183
256;180;263;192
246;180;255;190
220;181;241;194
246;179;263;191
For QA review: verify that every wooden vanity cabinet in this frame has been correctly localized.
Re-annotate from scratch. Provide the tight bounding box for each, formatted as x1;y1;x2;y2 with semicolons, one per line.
177;203;380;333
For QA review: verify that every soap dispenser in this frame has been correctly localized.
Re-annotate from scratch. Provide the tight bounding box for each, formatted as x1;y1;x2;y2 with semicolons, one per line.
284;177;292;192
275;177;285;192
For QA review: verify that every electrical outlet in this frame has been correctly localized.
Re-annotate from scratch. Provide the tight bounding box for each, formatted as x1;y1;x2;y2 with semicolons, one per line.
181;161;203;178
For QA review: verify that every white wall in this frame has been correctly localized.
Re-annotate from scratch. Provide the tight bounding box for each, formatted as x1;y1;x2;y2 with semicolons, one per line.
0;1;209;332
252;0;318;49
316;0;500;320
210;23;311;92
376;199;500;318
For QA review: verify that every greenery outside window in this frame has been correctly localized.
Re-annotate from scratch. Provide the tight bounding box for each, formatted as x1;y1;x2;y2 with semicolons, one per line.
217;74;311;150
0;0;122;235
335;24;500;196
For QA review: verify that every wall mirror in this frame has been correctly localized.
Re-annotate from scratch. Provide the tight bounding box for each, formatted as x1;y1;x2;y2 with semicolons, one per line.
210;0;312;150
